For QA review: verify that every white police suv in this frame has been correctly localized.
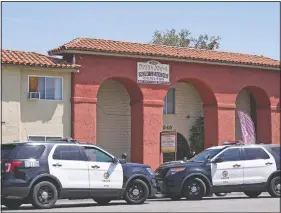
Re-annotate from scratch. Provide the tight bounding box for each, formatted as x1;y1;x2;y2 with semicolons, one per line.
1;138;157;209
155;142;280;200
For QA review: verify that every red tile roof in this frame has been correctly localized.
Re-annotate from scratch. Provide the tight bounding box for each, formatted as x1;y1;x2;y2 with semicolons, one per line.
1;49;80;70
49;37;280;69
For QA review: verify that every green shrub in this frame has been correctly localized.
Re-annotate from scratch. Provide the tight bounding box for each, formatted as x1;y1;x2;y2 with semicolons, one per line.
189;116;204;154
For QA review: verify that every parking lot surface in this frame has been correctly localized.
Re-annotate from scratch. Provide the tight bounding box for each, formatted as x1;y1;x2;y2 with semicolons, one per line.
1;193;280;212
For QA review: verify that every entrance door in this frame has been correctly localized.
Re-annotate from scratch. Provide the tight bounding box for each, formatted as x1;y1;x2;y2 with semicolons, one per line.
163;133;190;162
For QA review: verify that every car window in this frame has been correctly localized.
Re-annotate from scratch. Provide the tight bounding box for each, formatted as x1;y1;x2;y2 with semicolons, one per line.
9;145;45;159
244;147;270;160
217;148;241;162
190;148;224;162
53;145;84;161
271;147;280;157
83;147;113;163
1;144;17;159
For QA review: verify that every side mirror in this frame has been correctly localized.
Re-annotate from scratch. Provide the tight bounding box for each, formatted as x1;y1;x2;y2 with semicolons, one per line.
113;157;119;164
121;153;127;160
211;157;223;163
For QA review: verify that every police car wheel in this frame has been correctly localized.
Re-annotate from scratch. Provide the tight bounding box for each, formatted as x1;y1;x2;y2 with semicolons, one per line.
183;178;206;200
31;181;58;209
124;179;149;204
268;176;281;197
94;198;111;205
244;191;262;198
2;199;23;209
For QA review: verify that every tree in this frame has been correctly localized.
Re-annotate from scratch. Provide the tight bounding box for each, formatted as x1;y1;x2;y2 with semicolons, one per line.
189;116;205;154
150;28;221;50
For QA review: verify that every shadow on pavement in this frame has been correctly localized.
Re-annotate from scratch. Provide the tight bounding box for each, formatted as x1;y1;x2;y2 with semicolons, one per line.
148;195;273;202
1;201;148;211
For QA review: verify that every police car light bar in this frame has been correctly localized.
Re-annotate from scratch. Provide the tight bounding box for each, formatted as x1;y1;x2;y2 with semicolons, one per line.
221;140;245;146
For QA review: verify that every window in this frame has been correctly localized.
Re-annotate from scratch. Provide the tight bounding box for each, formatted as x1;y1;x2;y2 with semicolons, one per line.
244;148;270;160
1;144;17;159
163;88;175;114
83;147;113;163
28;136;62;142
217;148;241;162
29;76;63;100
9;145;45;159
53;146;84;161
271;147;280;157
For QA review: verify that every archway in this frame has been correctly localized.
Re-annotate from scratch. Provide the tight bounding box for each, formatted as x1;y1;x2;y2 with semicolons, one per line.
162;79;217;163
96;78;143;161
235;86;271;144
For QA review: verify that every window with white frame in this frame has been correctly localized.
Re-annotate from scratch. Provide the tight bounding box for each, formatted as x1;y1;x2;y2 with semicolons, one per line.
28;136;62;141
163;88;175;114
28;76;63;100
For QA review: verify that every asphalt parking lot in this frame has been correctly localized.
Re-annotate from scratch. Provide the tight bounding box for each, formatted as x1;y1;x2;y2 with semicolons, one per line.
1;193;280;212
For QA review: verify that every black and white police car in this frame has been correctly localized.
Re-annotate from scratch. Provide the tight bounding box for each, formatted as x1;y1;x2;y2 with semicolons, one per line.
1;138;157;209
154;142;280;200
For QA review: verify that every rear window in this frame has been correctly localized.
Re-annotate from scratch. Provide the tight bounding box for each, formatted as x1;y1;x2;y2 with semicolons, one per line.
9;145;45;159
1;145;17;159
272;147;280;156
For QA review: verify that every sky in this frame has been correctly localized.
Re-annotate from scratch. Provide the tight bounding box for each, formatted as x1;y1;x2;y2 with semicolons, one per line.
2;2;280;60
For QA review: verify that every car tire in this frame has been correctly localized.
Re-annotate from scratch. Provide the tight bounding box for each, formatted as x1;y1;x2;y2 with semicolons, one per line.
94;198;111;205
124;179;149;205
2;198;23;209
268;176;280;197
169;195;181;201
244;191;262;198
31;181;58;209
183;177;206;200
215;192;227;197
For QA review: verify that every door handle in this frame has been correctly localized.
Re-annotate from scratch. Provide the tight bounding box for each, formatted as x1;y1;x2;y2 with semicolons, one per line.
265;162;273;166
52;163;62;167
233;164;241;168
91;165;100;169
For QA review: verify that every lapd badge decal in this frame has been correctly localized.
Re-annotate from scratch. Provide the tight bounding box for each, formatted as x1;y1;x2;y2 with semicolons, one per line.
104;172;109;179
221;170;229;179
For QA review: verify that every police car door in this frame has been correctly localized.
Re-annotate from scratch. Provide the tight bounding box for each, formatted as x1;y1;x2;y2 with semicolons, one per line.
82;146;123;189
211;147;244;186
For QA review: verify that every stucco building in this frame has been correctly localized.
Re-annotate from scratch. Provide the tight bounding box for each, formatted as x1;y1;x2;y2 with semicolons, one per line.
47;38;280;169
1;50;80;143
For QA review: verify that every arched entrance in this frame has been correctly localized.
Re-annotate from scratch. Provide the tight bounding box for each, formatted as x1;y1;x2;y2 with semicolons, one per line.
96;78;143;161
235;86;271;144
163;133;190;162
162;79;217;163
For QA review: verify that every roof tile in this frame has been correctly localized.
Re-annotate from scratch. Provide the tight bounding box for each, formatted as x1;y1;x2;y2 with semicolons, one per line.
49;37;280;69
1;49;80;69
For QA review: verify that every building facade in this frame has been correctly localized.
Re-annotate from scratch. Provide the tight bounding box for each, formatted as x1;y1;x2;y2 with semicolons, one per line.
1;50;80;143
48;38;280;169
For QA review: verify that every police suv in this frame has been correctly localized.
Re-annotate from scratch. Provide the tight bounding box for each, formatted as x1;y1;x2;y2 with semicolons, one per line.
155;142;280;200
1;138;157;209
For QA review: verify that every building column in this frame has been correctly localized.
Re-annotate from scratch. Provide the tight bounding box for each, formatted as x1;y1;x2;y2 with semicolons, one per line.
217;103;236;144
71;97;97;143
271;104;280;144
143;100;164;170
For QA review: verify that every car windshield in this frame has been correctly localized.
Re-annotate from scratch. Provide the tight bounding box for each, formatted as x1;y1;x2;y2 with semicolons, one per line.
189;148;224;162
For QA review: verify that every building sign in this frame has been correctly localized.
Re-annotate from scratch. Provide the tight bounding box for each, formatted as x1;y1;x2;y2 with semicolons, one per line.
137;60;170;85
160;131;177;153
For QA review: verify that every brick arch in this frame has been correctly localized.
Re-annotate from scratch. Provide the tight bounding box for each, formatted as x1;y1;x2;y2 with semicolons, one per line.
97;77;144;162
168;78;218;148
236;86;271;144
